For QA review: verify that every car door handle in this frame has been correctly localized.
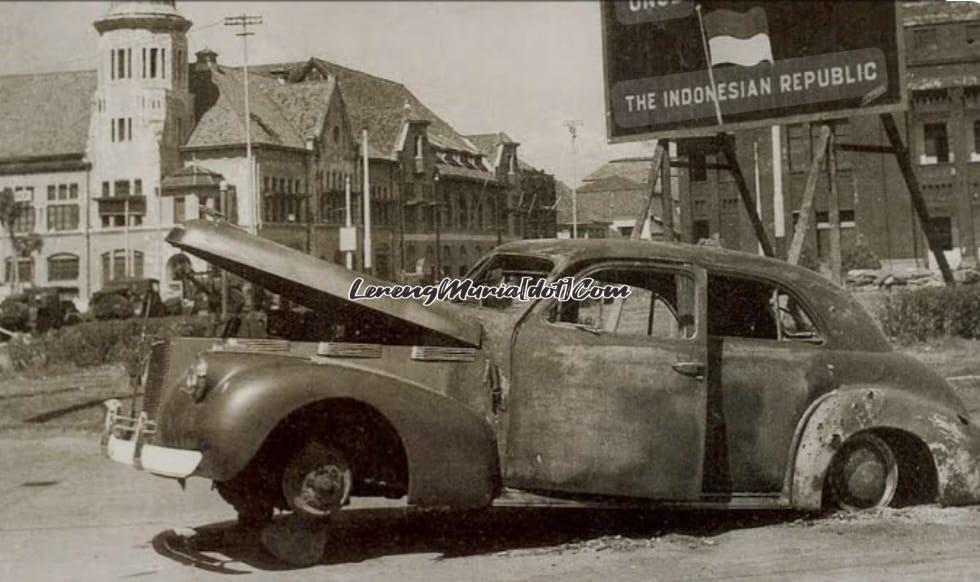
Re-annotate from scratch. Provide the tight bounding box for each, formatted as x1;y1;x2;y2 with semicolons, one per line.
672;361;705;380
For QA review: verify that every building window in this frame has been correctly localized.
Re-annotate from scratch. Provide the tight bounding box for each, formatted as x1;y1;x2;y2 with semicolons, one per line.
4;257;33;284
102;181;110;197
928;216;954;251
788;124;808;172
69;183;78;199
415;135;424;159
142;48;147;78
47;205;79;231
134;179;142;196
47;185;56;201
48;254;79;281
689;153;707;182
923;123;950;164
116;48;125;79
12;202;34;233
161;48;166;79
174;196;186;223
973;120;980;160
913;28;938;50
101;250;143;284
150;48;158;78
114;180;130;197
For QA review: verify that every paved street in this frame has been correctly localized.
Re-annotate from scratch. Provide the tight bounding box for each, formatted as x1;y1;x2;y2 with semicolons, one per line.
3;432;980;581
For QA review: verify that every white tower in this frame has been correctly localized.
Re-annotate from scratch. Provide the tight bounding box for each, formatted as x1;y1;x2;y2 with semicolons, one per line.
91;1;192;284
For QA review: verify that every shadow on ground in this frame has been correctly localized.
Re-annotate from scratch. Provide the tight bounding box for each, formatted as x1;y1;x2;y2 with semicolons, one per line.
151;505;808;573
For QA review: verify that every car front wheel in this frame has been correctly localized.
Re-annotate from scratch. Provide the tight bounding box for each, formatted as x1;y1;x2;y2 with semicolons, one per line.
826;432;899;510
282;441;352;519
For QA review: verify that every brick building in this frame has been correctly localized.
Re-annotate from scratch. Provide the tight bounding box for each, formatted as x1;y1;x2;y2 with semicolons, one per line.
0;0;557;305
674;1;980;271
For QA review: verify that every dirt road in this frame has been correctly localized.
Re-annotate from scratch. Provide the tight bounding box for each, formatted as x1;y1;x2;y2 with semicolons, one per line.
3;433;980;581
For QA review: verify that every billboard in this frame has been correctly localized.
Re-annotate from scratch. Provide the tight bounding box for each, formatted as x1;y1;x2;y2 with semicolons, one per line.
601;1;906;142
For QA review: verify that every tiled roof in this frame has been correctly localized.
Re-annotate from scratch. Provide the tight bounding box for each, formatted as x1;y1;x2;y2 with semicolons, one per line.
578;174;646;193
904;1;980;26
254;58;479;159
0;70;96;161
186;63;335;150
582;158;653;185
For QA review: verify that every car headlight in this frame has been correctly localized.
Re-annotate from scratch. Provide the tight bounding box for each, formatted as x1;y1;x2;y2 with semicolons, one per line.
185;357;209;402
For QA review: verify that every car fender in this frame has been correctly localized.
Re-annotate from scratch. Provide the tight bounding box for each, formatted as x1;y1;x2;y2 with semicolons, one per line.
788;384;980;509
194;359;500;509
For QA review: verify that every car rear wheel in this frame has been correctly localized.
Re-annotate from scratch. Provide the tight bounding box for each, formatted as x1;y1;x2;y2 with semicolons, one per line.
827;432;899;510
282;441;352;519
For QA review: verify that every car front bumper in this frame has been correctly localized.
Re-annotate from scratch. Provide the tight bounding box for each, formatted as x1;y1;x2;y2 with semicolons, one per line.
101;398;202;479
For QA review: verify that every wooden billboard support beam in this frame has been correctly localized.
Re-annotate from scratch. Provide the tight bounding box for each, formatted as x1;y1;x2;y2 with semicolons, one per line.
660;146;676;242
880;113;956;287
826;129;843;286
630;141;667;241
787;125;832;266
718;134;775;258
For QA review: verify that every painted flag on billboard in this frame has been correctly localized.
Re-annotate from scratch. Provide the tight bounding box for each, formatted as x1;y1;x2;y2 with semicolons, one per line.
702;6;773;67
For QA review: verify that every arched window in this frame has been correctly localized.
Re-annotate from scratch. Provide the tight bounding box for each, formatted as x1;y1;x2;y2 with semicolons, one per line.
415;135;424;159
47;254;80;281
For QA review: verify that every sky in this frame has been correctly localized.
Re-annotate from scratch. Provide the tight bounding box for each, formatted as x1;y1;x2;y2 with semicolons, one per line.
0;1;656;187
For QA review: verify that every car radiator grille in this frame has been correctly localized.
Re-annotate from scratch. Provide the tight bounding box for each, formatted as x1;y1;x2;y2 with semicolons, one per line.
141;341;171;418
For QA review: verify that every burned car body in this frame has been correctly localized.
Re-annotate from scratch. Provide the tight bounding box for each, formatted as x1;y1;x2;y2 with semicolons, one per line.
104;219;980;525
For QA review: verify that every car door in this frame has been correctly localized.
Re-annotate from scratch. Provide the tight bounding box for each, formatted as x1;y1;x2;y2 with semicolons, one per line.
505;261;709;501
702;273;835;495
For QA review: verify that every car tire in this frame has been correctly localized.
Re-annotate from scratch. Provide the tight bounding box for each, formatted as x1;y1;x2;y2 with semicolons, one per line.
281;441;352;520
826;432;899;510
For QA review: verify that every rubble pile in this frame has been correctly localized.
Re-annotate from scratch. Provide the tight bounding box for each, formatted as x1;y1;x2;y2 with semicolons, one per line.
846;267;980;290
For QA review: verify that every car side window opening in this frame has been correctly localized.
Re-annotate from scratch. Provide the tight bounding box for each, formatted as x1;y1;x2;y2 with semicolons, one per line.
707;275;821;342
551;267;696;340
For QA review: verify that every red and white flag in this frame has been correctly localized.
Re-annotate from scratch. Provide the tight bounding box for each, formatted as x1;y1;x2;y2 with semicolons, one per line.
702;6;773;67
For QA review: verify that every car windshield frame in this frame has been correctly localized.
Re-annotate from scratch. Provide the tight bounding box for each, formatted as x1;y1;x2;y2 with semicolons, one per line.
456;252;556;310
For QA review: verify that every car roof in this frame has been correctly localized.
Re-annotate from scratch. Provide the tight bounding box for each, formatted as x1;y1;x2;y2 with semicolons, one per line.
493;238;892;352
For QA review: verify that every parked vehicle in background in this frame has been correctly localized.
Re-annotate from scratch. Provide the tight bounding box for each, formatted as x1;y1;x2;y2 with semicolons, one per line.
0;286;79;333
90;278;164;320
103;220;980;564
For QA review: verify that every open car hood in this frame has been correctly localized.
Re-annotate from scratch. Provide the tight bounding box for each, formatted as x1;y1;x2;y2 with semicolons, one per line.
166;220;481;347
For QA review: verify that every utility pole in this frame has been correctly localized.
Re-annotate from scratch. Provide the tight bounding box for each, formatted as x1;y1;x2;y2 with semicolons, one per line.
362;128;372;274
564;120;583;239
225;14;262;235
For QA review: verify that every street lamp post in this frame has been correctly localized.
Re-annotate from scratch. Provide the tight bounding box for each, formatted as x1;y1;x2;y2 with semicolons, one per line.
433;170;441;279
219;179;229;320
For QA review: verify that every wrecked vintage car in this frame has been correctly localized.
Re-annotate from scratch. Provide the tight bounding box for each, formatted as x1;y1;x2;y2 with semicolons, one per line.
104;219;980;532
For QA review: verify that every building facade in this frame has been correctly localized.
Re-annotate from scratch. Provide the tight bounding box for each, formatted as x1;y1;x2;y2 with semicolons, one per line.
0;0;557;305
